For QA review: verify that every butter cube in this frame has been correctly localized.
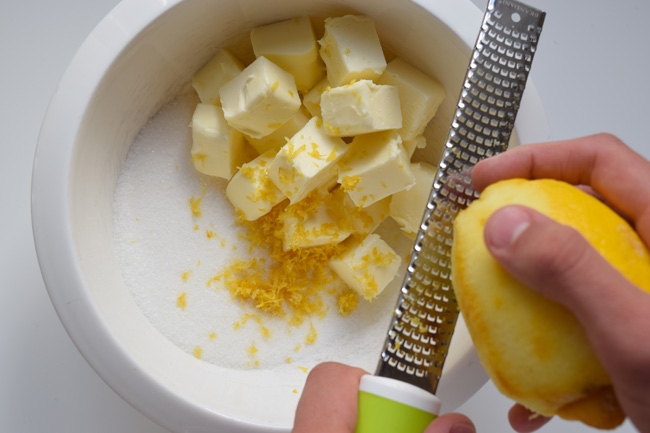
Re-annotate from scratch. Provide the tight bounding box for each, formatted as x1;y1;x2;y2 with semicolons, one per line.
338;130;415;208
245;107;310;154
389;162;437;238
303;77;330;118
402;135;427;158
192;49;245;106
278;186;352;250
329;233;400;300
250;17;325;93
219;56;301;139
191;103;248;179
378;58;445;141
320;80;402;136
268;117;348;203
318;15;387;87
225;151;287;221
344;194;391;235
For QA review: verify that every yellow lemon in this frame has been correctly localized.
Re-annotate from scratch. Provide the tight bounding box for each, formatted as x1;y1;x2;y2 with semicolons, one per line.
451;178;650;429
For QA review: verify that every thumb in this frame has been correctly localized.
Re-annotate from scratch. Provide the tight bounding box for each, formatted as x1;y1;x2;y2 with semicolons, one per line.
423;413;475;433
483;205;650;372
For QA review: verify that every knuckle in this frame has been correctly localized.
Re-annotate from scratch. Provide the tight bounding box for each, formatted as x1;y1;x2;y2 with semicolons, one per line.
594;132;624;146
306;361;336;379
305;361;354;383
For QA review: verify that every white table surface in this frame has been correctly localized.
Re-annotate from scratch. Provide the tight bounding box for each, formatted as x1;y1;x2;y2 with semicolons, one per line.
1;0;647;432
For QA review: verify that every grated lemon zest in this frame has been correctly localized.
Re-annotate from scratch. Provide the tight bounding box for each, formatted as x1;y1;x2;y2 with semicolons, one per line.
177;292;187;310
189;184;207;217
337;290;358;316
305;322;317;344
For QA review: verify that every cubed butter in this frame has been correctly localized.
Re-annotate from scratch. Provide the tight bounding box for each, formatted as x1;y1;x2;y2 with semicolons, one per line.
191;103;248;179
219;56;301;139
377;58;445;141
278;186;352;250
318;15;387;87
192;49;244;106
338;130;415;208
321;80;402;136
268;117;349;203
329;233;400;300
225;151;287;221
389;161;437;237
402;135;427;158
303;77;330;118
245;107;310;154
250;16;325;93
344;194;390;235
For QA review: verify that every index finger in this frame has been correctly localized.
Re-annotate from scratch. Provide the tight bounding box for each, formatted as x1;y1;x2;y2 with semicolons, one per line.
471;133;650;240
293;362;368;433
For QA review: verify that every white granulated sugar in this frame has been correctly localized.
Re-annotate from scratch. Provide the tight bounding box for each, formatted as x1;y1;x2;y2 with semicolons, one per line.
113;91;412;374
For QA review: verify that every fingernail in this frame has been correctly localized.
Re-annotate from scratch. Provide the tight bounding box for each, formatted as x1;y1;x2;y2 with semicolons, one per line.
486;206;531;249
450;423;476;433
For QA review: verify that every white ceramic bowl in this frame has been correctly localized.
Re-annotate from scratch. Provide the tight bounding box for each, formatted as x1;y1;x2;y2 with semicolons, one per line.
32;0;550;432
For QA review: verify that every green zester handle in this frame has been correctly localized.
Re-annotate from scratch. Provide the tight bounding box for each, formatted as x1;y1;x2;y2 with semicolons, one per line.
355;375;441;433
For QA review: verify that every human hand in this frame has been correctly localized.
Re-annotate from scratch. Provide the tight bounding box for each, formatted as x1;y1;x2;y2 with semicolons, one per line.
292;357;556;433
292;362;476;433
293;134;650;433
472;133;650;432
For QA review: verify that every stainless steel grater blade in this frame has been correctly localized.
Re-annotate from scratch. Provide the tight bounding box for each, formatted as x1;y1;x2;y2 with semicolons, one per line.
375;0;546;394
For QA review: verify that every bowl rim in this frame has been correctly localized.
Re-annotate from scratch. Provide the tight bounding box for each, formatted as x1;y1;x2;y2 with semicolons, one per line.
31;0;551;431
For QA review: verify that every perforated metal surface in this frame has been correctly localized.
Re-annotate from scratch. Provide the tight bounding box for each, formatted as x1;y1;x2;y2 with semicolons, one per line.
376;0;545;394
